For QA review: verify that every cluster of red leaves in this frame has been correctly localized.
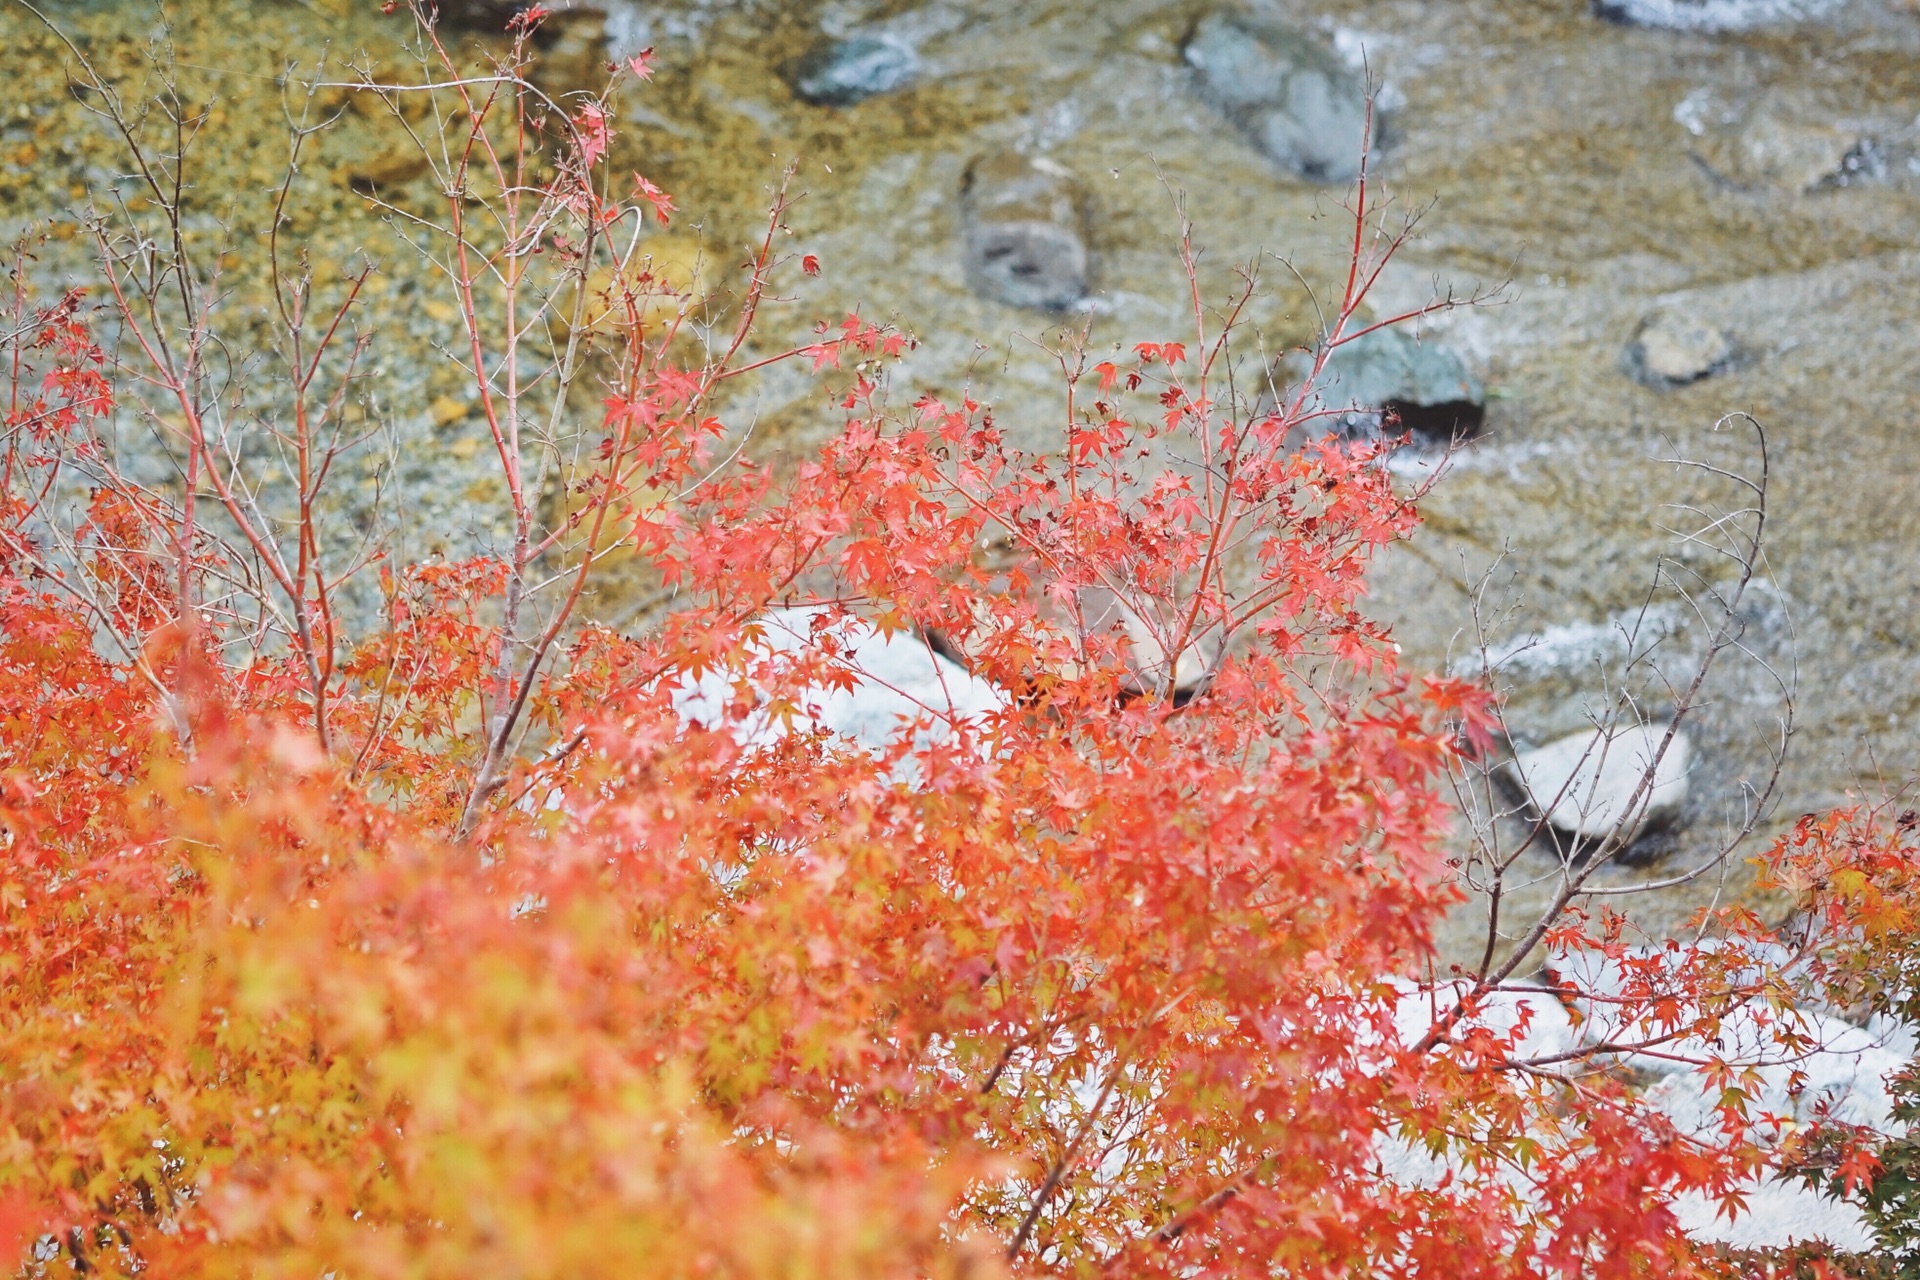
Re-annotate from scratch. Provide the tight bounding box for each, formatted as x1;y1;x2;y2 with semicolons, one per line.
0;51;1892;1268
2;295;1853;1280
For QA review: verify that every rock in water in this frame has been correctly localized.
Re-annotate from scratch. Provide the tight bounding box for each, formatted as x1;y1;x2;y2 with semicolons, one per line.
1593;0;1845;30
1625;311;1732;387
1182;11;1377;184
1287;328;1484;444
1675;88;1868;192
1503;724;1691;847
789;36;919;106
960;152;1089;312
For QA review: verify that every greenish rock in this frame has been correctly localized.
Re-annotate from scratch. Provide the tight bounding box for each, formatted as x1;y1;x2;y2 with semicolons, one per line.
1182;10;1377;184
1290;328;1484;443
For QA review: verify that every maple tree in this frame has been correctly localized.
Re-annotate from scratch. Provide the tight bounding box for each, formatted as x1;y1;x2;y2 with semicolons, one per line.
0;5;1905;1278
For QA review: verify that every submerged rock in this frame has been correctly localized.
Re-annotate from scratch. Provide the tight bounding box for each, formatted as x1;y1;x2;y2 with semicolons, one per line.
1503;724;1692;847
960;151;1089;312
529;8;613;98
430;0;527;29
1675;88;1868;192
1625;310;1732;387
788;35;919;106
1287;328;1484;444
1594;0;1846;31
1182;10;1377;184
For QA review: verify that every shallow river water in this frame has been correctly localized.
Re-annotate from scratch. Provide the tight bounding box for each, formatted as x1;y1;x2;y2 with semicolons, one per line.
6;0;1920;952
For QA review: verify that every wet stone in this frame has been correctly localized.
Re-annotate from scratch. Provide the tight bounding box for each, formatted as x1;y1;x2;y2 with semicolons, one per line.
1626;311;1732;387
960;151;1088;312
346;148;430;193
529;8;613;98
1593;0;1845;30
789;35;919;107
1502;724;1692;849
1676;88;1866;192
1182;10;1376;185
1288;328;1484;444
432;0;535;30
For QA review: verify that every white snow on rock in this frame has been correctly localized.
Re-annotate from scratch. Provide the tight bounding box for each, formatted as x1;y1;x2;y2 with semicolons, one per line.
1503;724;1691;843
1385;965;1911;1251
1594;0;1847;31
673;606;1005;759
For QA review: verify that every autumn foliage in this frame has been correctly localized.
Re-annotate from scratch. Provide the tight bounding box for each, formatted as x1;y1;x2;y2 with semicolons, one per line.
0;6;1910;1278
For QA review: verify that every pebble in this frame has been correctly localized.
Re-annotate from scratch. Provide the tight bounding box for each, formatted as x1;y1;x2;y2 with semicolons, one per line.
960;151;1089;312
1502;724;1692;847
1287;328;1484;444
789;35;919;107
1182;10;1377;184
1626;310;1732;387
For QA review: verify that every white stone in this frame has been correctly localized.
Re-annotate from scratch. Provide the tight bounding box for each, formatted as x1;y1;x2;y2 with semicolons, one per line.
1503;724;1691;843
673;607;1005;762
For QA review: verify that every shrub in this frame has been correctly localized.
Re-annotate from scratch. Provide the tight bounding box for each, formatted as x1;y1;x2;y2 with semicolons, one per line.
0;5;1890;1277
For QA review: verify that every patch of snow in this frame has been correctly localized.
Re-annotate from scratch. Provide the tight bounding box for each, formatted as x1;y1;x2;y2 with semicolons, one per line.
1600;0;1848;31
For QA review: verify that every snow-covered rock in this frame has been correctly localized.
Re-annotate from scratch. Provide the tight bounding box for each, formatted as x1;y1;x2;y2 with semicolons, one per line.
1387;958;1911;1251
673;606;1005;760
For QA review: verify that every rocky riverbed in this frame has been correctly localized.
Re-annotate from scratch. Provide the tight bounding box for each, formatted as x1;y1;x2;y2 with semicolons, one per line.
7;0;1920;957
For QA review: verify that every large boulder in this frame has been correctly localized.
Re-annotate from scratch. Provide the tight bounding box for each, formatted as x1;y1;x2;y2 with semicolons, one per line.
1182;10;1377;184
1286;327;1484;444
1502;724;1692;850
960;151;1090;312
787;35;919;107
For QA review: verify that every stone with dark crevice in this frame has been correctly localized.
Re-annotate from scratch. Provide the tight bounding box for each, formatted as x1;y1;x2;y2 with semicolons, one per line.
960;151;1089;313
1285;328;1485;446
1182;10;1377;184
788;35;919;107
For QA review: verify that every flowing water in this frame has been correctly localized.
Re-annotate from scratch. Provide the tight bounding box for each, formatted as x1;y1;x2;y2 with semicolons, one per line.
7;0;1920;951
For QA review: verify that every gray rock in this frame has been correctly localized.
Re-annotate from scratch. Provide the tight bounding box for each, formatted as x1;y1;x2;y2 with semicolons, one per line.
960;152;1089;312
1625;311;1732;387
1594;0;1845;31
1182;11;1377;184
1286;328;1484;444
1503;724;1692;846
789;35;919;107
